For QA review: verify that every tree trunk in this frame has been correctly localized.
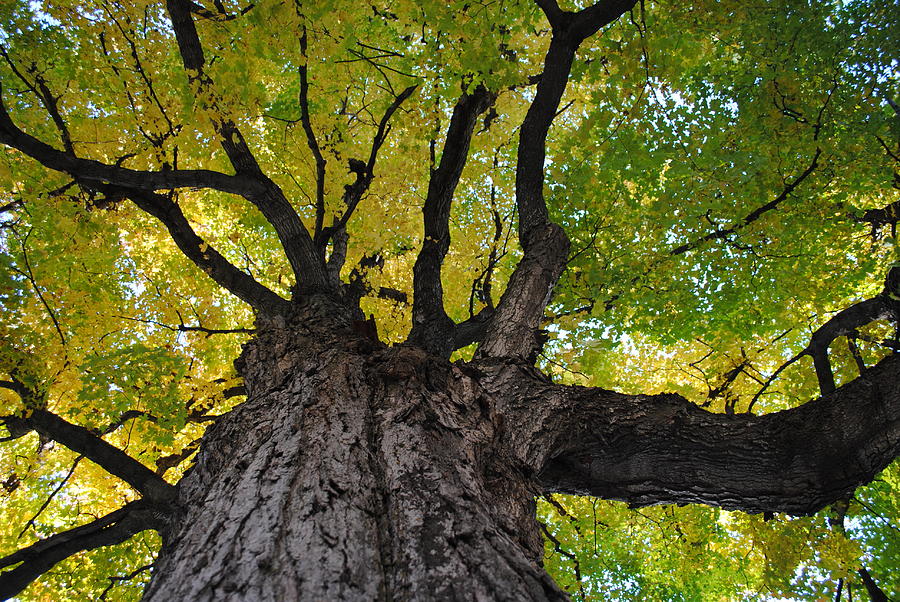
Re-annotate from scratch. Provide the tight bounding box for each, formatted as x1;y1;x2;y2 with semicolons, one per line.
141;302;900;600
143;309;565;601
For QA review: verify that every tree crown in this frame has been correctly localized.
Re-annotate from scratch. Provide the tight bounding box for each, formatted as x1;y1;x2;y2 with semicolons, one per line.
1;0;898;598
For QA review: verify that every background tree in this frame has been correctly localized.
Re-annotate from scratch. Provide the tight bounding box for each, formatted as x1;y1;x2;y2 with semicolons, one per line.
0;0;898;599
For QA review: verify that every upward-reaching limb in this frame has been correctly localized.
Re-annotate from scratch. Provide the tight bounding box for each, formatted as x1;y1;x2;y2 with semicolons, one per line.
317;85;418;249
1;378;174;505
166;0;329;292
477;0;638;359
0;501;160;601
407;86;494;357
298;26;328;243
0;377;180;598
118;187;291;314
0;98;289;313
0;93;256;196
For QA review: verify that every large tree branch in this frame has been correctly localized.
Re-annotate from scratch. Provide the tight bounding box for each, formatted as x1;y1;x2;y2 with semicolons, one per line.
452;307;495;350
0;501;161;600
9;409;175;504
536;0;639;42
517;0;636;238
860;199;900;230
407;86;494;357
857;567;890;602
166;0;259;176
165;0;329;291
569;0;646;42
477;0;637;360
0;90;257;196
480;354;900;515
99;185;290;314
805;296;900;394
0;89;296;304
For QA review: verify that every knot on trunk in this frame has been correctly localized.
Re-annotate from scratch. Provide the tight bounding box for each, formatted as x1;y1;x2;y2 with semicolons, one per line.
371;346;433;382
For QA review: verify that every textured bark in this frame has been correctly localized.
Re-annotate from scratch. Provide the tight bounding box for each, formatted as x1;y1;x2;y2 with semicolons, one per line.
141;301;900;600
477;355;900;515
144;308;564;601
5;2;897;599
476;223;569;360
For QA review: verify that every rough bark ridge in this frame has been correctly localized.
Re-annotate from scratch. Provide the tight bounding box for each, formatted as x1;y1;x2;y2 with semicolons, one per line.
477;357;900;515
139;297;900;600
144;305;565;601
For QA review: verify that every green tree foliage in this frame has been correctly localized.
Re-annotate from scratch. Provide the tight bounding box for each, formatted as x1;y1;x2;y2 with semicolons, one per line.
0;0;897;599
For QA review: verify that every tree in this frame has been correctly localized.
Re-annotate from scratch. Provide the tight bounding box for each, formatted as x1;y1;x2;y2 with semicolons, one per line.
0;0;898;599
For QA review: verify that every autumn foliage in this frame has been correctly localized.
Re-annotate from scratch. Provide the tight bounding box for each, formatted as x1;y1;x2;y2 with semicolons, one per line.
1;0;898;599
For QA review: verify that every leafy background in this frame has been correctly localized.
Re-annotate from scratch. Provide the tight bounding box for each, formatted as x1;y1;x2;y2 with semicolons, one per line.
1;0;898;598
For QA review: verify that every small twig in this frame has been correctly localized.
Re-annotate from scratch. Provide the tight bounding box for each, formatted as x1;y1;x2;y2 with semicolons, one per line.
98;563;154;600
538;351;589;380
18;456;83;539
115;315;253;337
536;519;587;600
11;228;67;347
847;335;867;375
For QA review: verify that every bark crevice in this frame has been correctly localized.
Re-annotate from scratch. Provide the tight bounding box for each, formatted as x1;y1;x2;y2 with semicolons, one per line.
145;321;564;601
477;354;900;515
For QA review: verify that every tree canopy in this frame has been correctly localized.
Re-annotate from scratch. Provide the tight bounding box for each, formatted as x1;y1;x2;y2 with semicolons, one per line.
0;0;898;599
